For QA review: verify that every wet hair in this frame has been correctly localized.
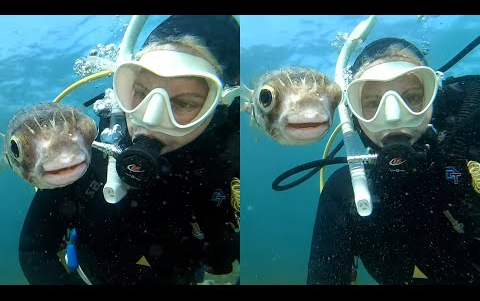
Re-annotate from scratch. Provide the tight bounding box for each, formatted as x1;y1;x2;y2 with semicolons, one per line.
351;37;428;80
141;15;240;86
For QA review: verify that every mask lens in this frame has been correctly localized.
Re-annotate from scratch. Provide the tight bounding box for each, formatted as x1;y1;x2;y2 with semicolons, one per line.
348;68;437;121
113;50;224;136
117;66;219;128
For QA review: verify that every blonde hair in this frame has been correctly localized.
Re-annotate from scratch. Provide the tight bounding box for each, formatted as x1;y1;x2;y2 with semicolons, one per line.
135;35;224;81
353;43;424;80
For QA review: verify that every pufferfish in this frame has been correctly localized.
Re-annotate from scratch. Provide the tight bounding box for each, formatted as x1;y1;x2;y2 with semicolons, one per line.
241;67;342;146
2;102;97;189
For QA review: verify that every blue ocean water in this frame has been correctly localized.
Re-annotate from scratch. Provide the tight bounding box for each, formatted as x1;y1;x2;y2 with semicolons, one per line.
240;15;480;285
0;15;170;284
1;14;478;286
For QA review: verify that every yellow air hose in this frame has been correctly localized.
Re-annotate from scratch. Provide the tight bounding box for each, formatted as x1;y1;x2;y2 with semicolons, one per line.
52;70;113;103
320;123;344;193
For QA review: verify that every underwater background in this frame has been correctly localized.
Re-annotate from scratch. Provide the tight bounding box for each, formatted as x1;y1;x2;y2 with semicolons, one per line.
240;15;480;284
0;15;171;284
0;15;478;285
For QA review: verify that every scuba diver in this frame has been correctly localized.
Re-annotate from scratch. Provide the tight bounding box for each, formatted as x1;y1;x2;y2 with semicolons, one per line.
18;15;240;285
307;37;480;284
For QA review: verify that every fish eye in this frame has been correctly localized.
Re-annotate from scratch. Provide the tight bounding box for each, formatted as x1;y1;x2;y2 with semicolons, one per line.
10;136;21;159
259;85;276;109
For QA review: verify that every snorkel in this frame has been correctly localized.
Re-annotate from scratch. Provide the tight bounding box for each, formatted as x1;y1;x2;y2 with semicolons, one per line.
92;15;148;204
334;15;377;216
272;16;377;216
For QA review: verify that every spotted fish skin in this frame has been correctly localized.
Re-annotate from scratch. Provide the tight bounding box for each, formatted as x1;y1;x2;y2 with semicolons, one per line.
4;102;97;189
246;67;342;146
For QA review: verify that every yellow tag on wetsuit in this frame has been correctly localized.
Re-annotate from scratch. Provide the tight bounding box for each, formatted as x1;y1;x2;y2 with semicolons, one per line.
136;255;151;268
413;265;428;279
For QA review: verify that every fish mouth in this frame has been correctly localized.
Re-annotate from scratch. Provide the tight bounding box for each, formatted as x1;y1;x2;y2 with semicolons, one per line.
284;120;331;141
41;158;89;187
287;122;328;129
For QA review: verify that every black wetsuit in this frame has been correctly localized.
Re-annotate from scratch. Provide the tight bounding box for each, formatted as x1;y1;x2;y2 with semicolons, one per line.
18;99;240;285
307;76;480;285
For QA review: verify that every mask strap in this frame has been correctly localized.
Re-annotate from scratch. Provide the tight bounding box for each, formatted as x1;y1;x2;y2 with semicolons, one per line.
436;71;445;90
221;85;240;106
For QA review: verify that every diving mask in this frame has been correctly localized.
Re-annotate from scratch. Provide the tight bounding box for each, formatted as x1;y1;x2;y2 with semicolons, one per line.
114;50;230;137
346;61;443;133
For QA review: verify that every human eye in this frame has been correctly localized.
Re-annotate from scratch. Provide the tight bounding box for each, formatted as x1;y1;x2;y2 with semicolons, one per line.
402;89;424;108
362;96;381;109
133;88;147;100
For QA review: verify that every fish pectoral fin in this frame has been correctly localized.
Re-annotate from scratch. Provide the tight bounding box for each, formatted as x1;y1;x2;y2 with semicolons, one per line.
249;115;264;133
0;153;10;173
249;116;257;128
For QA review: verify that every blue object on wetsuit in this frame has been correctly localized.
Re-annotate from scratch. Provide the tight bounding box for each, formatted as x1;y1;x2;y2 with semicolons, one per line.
66;229;78;272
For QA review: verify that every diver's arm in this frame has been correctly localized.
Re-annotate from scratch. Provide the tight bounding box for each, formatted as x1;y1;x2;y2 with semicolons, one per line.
193;98;240;280
199;174;240;277
200;233;240;285
460;81;480;268
205;100;240;274
307;166;356;285
199;191;240;277
18;189;84;285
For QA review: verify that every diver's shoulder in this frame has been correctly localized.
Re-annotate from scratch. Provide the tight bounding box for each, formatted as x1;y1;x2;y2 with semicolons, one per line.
320;166;352;197
434;74;480;116
329;165;351;183
223;97;240;129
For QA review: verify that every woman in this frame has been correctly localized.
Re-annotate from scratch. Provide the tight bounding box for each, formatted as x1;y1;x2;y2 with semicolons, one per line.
18;15;240;285
308;38;480;285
